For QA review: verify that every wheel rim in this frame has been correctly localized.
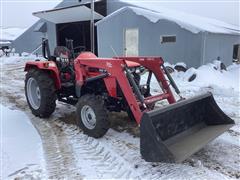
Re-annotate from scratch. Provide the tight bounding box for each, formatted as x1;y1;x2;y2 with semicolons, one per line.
27;77;41;110
81;105;96;130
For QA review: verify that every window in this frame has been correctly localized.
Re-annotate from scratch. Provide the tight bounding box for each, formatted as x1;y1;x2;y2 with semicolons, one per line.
160;35;176;44
233;44;240;61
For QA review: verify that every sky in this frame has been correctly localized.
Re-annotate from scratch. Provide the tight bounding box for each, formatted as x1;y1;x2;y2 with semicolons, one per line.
1;0;61;28
0;0;239;28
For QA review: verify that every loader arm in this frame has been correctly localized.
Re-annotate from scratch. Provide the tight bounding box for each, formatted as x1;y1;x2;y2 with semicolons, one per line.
74;56;178;123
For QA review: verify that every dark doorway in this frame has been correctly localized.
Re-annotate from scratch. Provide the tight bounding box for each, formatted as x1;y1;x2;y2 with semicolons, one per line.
233;44;240;62
56;21;98;54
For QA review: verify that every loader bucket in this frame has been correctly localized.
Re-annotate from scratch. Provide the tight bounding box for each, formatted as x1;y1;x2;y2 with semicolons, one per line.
140;92;234;163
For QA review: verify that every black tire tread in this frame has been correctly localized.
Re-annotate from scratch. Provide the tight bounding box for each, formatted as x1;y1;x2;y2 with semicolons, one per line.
76;94;110;138
25;69;56;118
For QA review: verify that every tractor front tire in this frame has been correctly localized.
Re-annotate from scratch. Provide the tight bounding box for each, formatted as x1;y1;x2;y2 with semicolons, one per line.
76;94;110;138
25;69;57;118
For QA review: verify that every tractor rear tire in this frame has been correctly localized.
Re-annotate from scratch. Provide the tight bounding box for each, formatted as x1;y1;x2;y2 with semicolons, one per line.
25;69;57;118
76;94;110;138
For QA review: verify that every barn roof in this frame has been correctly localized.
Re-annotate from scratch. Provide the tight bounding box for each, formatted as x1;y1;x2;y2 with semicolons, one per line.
96;6;240;35
33;4;104;24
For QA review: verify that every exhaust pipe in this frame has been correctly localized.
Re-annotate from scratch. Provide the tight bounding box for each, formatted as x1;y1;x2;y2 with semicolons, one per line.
140;92;234;163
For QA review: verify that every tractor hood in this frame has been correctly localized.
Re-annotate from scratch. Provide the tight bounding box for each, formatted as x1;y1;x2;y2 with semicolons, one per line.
125;61;140;67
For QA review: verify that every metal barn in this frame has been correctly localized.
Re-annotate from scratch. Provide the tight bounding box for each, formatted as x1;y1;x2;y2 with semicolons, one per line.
11;0;240;67
96;6;240;67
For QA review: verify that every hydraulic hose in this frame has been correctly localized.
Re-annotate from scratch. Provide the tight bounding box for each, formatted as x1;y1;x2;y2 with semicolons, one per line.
162;64;180;95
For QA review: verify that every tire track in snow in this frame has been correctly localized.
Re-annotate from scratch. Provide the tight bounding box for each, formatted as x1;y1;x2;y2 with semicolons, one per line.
29;117;82;179
101;130;230;180
192;139;240;179
1;65;83;178
52;120;141;179
1;93;83;178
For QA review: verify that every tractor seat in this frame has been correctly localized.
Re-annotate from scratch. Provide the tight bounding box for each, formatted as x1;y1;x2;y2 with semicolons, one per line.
54;46;75;82
54;46;72;60
54;46;74;69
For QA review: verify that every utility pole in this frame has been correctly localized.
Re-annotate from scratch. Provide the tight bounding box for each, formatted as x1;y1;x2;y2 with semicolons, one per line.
90;0;95;53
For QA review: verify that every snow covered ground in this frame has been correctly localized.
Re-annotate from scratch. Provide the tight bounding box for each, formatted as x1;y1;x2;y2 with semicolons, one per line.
0;105;45;179
0;54;239;179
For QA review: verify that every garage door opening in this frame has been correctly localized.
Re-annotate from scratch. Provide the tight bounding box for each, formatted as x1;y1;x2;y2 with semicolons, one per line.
56;21;98;55
233;44;240;62
33;3;106;56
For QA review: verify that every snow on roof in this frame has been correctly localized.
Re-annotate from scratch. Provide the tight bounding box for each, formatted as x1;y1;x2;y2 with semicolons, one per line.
96;4;240;35
0;41;11;45
0;27;27;41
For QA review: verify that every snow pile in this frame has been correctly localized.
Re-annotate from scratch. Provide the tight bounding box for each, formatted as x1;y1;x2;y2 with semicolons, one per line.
0;27;27;41
0;50;4;57
147;61;239;94
0;41;11;45
172;63;240;93
175;62;187;69
0;105;45;179
145;61;240;118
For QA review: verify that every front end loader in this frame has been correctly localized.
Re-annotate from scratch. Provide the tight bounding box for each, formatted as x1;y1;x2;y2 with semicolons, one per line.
24;40;234;163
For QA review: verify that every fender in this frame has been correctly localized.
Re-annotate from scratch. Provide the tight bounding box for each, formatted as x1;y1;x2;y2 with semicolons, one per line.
24;61;61;89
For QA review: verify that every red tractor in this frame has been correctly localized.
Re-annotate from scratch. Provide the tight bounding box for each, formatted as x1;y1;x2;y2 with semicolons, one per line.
24;39;234;163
